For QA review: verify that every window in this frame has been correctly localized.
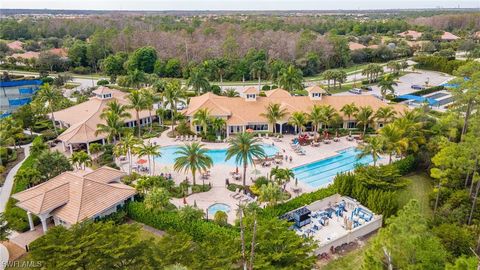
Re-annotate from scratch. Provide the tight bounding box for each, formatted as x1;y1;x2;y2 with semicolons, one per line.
347;121;356;129
246;124;268;131
312;93;321;98
246;94;256;99
103;93;112;99
378;122;384;128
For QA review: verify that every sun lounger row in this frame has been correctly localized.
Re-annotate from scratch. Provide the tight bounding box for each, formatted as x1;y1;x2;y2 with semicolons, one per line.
230;188;258;203
174;135;200;142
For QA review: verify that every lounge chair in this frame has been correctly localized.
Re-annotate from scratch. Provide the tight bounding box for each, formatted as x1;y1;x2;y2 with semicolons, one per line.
230;188;240;198
174;135;179;141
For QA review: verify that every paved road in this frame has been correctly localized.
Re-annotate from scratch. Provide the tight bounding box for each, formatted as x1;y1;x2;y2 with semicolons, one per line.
0;144;31;213
334;69;453;97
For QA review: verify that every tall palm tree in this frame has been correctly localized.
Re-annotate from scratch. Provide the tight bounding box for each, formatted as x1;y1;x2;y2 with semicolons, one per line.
223;88;239;97
163;79;185;134
378;74;398;99
289;111;308;134
319;105;338;129
141;88;159;132
37;83;62;135
259;183;283;206
116;132;140;174
127;90;146;137
225;132;266;193
379;124;408;163
340;103;359;128
278;65;303;91
375;106;397;125
260;103;288;134
96;112;125;143
210;117;226;138
357;136;384;166
193;108;210;137
187;68;210;95
101;100;131;120
70;151;92;170
309;105;323;132
137;142;161;175
250;60;267;91
174;142;213;186
355;106;374;137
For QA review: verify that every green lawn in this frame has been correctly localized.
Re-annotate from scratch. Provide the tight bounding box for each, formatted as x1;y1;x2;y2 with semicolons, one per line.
320;172;433;269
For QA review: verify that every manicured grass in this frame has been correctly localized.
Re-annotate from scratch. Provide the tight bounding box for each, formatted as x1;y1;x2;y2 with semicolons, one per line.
398;173;433;217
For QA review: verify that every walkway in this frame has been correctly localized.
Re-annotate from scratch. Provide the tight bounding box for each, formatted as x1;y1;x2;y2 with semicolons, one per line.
0;144;31;213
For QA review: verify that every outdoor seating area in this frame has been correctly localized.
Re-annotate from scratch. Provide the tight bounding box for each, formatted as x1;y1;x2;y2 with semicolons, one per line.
229;188;258;203
280;194;382;255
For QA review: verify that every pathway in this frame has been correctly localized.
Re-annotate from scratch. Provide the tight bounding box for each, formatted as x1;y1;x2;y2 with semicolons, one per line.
0;144;31;213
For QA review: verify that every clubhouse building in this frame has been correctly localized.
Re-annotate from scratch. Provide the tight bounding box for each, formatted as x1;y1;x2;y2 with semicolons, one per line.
184;87;406;137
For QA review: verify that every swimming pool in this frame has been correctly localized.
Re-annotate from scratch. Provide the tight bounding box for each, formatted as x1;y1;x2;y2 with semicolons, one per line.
292;147;374;188
154;144;279;166
207;203;231;216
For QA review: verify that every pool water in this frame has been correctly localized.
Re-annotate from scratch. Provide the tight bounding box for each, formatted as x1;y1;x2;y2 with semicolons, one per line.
155;144;279;166
207;203;231;216
292;147;374;188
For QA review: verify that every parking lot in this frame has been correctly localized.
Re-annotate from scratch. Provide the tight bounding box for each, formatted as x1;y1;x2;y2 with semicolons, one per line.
335;69;453;97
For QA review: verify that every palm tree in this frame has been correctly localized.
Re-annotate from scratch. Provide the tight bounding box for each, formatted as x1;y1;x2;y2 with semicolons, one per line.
357;136;384;166
187;68;210;95
375;106;397;125
289;111;308;134
309;105;323;132
250;60;267;91
116;132;140;174
260;103;288;134
174;142;213;186
127;90;146;137
163;79;185;134
70;151;92;170
37;83;62;135
278;65;303;91
319;105;338;129
378;74;398;99
193;108;210;137
259;183;283;206
88;143;103;160
225;133;266;193
379;124;408;164
210;117;226;138
270;167;294;191
223;88;239;97
141;88;159;132
340;103;359;128
96;112;125;143
101;100;131;120
137;142;161;175
323;70;336;90
355;106;374;137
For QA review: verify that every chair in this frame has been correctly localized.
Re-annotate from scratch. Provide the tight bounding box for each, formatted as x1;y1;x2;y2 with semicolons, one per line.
174;136;179;141
230;188;240;198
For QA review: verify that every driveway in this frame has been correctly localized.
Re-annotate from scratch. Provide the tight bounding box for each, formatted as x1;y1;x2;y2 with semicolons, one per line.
335;69;453;97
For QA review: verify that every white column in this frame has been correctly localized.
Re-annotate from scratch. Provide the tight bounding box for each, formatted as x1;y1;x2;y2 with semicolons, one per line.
226;126;230;137
102;138;105;145
27;211;34;231
62;142;66;152
86;142;90;155
40;216;48;233
279;123;283;134
69;144;73;154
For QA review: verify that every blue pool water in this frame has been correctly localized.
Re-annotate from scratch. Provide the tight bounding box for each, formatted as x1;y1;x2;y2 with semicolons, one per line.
292;147;374;188
207;203;231;216
155;144;279;166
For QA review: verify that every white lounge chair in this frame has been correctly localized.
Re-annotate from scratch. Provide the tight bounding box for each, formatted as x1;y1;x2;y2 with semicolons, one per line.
174;135;179;141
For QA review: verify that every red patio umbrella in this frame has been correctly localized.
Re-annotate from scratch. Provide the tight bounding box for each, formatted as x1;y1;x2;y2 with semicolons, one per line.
137;159;147;165
246;128;254;133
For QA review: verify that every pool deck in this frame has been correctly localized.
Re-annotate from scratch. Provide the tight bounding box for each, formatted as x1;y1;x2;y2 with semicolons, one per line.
121;132;389;223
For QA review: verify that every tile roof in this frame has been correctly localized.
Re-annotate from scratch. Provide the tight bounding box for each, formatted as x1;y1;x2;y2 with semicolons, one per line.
53;87;151;144
185;88;407;125
243;87;259;94
12;167;134;224
441;32;460;41
7;41;24;50
348;42;366;51
398;30;423;39
11;51;40;60
306;85;327;94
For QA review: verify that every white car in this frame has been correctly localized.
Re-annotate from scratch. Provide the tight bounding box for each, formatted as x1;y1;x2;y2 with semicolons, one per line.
348;88;362;95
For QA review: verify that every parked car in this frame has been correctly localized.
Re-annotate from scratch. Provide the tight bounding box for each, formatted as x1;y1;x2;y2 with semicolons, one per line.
361;86;373;91
348;88;362;95
411;85;426;90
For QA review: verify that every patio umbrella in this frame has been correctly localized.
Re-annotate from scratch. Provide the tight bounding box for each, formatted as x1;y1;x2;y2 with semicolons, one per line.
295;177;298;187
246;128;254;133
137;159;147;165
251;168;261;176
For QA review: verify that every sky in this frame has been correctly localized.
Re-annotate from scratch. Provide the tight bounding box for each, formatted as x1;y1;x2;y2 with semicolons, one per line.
1;0;479;11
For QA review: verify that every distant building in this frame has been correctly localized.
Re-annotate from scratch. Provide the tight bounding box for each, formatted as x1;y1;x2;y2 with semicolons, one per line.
11;51;40;60
398;30;423;40
441;32;460;41
12;166;135;233
6;41;24;51
348;42;366;51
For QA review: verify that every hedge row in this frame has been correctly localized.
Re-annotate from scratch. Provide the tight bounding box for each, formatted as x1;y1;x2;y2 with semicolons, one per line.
260;186;337;218
126;202;237;241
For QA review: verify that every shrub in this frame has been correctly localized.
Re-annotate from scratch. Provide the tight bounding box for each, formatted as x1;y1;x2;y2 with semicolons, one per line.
126;202;237;241
392;155;416;175
261;85;271;90
213;211;228;226
227;183;243;192
192;184;211;193
97;79;110;86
